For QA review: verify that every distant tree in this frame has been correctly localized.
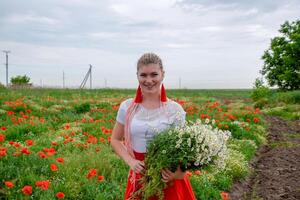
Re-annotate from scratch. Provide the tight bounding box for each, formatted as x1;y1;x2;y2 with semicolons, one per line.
261;20;300;90
10;75;31;85
0;82;5;89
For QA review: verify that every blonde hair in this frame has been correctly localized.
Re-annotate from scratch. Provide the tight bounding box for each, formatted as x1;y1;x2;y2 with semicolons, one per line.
137;53;163;71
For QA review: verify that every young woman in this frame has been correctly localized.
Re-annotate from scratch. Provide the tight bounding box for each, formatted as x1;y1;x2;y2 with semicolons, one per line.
111;53;196;200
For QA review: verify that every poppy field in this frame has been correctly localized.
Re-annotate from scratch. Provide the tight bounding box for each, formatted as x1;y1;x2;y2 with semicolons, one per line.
0;89;266;200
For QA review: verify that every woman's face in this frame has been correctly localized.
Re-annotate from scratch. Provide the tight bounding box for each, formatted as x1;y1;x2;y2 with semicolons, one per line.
137;63;164;96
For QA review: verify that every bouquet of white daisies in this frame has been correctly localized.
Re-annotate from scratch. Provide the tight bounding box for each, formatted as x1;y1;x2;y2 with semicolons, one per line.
137;119;231;200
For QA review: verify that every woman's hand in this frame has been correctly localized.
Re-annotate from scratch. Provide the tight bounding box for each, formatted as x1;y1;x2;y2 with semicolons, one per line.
161;166;185;183
128;158;145;174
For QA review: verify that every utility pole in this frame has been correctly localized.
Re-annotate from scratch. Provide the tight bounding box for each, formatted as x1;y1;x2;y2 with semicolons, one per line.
79;64;92;89
89;64;92;89
179;77;181;89
3;50;10;87
63;71;65;88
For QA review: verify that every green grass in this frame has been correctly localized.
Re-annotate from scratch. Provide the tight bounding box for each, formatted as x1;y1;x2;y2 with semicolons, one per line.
0;88;270;200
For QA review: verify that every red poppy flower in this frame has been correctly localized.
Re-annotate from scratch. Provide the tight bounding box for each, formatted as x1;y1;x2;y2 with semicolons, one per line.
253;117;260;123
25;140;34;146
13;152;21;156
186;171;192;177
56;192;65;199
99;137;106;143
0;134;5;142
64;124;71;130
56;157;64;164
86;168;97;179
14;143;21;148
36;180;50;190
0;150;7;157
7;111;15;116
43;147;56;156
1;126;7;131
38;151;47;158
51;141;58;146
20;148;31;155
5;181;14;188
194;170;201;175
50;164;58;172
97;175;105;182
221;191;229;200
22;185;32;195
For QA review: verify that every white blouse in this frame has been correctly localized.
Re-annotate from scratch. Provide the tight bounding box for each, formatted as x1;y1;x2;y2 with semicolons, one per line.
116;98;186;153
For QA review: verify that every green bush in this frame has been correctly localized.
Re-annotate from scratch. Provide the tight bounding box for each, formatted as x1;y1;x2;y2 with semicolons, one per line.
74;102;91;114
224;149;248;180
251;87;271;102
254;98;269;109
190;175;223;200
276;90;300;104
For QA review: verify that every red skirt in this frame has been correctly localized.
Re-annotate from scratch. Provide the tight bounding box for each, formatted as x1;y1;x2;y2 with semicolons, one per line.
124;151;196;200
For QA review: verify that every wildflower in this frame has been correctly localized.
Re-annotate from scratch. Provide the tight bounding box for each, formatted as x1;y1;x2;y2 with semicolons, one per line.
86;168;97;179
0;134;5;142
186;171;192;177
38;151;47;158
99;137;106;143
220;191;229;200
56;157;64;164
44;148;56;156
0;151;7;158
56;192;65;199
253;117;260;123
22;185;32;195
51;141;58;146
50;164;58;172
26;140;34;146
14;142;21;148
1;126;7;131
20;148;30;155
87;135;97;144
13;152;21;156
5;181;14;188
98;175;105;182
7;111;15;116
36;180;50;190
64;124;71;130
194;170;201;175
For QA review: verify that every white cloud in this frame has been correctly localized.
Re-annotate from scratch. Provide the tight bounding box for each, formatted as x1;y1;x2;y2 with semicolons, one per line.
0;0;299;88
6;13;59;25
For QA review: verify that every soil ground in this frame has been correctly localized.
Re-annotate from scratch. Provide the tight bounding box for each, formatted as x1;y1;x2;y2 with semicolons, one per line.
229;116;300;200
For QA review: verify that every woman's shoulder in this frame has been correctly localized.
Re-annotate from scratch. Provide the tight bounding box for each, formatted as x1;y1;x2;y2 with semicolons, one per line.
119;98;134;110
166;99;185;113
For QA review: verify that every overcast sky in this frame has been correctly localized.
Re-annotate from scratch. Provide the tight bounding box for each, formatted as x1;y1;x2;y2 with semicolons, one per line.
0;0;299;89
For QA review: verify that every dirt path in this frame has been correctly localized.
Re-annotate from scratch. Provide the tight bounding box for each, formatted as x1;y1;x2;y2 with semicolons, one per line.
229;116;300;200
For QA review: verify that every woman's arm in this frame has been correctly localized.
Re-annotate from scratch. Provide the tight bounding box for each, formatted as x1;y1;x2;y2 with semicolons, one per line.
111;122;145;174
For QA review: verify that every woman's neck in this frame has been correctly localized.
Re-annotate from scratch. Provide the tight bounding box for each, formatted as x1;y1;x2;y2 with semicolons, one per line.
141;93;161;108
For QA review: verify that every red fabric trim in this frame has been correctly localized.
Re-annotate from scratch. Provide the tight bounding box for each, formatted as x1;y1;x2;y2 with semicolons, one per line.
134;85;143;103
160;84;167;102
